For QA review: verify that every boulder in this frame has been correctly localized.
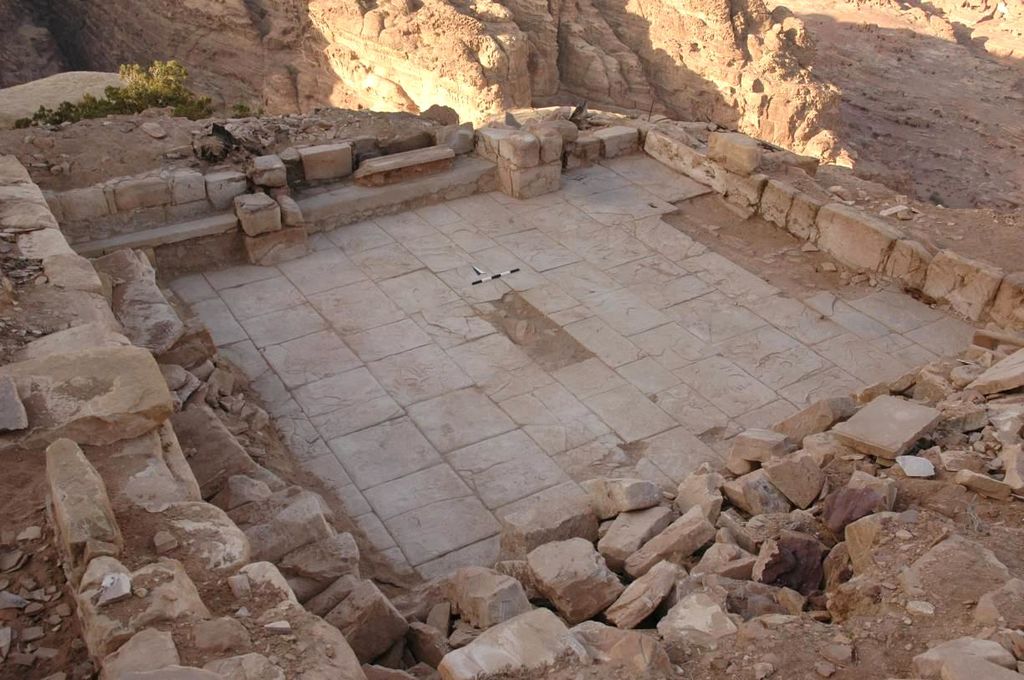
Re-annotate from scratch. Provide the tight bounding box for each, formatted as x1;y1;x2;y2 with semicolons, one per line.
569;621;672;674
674;468;724;522
100;628;180;677
0;346;174;449
597;506;675;572
239;562;299;606
305;575;361;617
581;478;661;520
17;323;130;361
721;470;792;516
408;621;449;667
437;609;586;680
191;617;251;654
528;538;623;624
913;637;1016;678
624;506;715;578
751;530;827;595
119;666;220;679
939;656;1023;680
499;494;598;559
46;438;122;581
831;395;941;459
448;566;531;629
822;486;887;534
657;591;737;648
762;451;824;509
604;560;679;629
324;579;409;663
974;578;1024;628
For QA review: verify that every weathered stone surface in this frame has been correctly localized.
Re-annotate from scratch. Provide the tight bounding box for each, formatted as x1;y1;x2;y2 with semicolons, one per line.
77;557;210;657
940;656;1022;680
922;249;1004;320
758;179;796;228
846;470;897;509
975;578;1024;628
823;487;886;535
354;146;455;186
205;170;248;210
300;143;353;181
250;155;287;187
913;637;1017;678
304;575;360;617
570;621;672;674
169;169;206;204
598;506;675;572
528;538;624;623
244;227;309;266
0;346;172;450
604;560;679;629
499;495;598;559
17;323;131;361
162;502;251;571
691;542;756;579
581;478;661;520
1002;444;1024;491
192;617;251;654
101;628;180;677
593;126;640;158
752;530;826;595
324;579;409;663
46;438;122;578
832;395;941;459
721;469;792;516
497;162;561;199
277;195;304;228
92;249;186;355
45;252;104;294
448;566;532;629
726;429;794;475
772;397;856;443
279;533;360;584
884;239;932;291
990;272;1024;330
264;600;365;678
203;653;285;680
762;451;824;509
113;176;171;211
657;591;737;648
624;506;715;578
895;454;935;478
437;608;586;680
815;203;903;272
408;621;449;667
242;490;334;563
707;132;761;175
234;193;282;237
211;474;272;511
674;468;724;522
899;535;1010;603
498;132;540;168
954;469;1012;499
968;347;1024;395
239;562;299;606
0;376;27;432
119;666;221;679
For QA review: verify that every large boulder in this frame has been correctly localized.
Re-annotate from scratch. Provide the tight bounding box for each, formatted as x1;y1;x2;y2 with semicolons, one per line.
499;494;598;559
324;579;409;663
448;566;532;629
527;538;624;624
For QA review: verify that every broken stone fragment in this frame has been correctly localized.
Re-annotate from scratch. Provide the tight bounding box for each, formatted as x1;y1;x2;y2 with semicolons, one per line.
527;538;624;624
580;478;661;520
722;469;792;516
211;474;273;511
894;455;935;478
192;616;251;654
832;395;941;459
1002;444;1024;491
954;469;1012;499
604;560;679;629
101;627;180;677
726;429;795;475
752;530;827;595
408;621;449;667
762;451;824;509
707;131;762;175
324;579;409;663
691;542;756;580
263;620;292;635
203;653;284;680
772;396;857;444
657;591;737;648
912;636;1017;678
437;608;586;680
279;533;360;585
974;578;1024;628
0;377;27;432
250;155;287;187
598;505;675;572
498;494;598;559
624;506;715;578
899;535;1010;604
822;482;890;534
569;620;672;674
674;468;724;522
152;530;178;555
447;566;531;629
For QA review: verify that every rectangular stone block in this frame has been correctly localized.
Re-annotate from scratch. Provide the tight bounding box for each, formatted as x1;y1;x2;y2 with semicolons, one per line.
498;132;541;168
594;126;640;158
113;176;171;211
59;186;110;221
234;193;281;236
168;169;207;204
787;191;825;241
758;179;796;228
244;226;309;265
498;162;561;199
571;133;603;167
816;203;904;272
722;171;767;218
300;143;354;181
475;128;516;163
250;155;287;187
353;145;455;187
206;170;248;209
643;129;717;186
990;272;1024;331
884;239;932;291
832;395;941;458
708;132;762;175
921;249;1003;320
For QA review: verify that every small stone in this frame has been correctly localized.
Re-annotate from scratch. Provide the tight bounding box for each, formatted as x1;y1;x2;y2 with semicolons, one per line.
820;643;852;665
0;377;28;432
906;600;934;616
894;455;935;478
721;469;792;516
140;122;167;139
228;573;251;600
581;478;661;520
814;661;836;677
263;620;292;634
96;572;131;606
21;626;44;642
153;530;178;555
16;526;41;542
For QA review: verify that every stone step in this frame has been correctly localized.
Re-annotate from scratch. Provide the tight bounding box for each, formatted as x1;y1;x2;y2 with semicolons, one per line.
73;212;239;257
298;156;496;232
353;145;455;187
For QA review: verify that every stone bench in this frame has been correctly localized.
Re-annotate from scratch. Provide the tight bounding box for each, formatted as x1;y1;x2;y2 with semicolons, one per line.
353;145;456;187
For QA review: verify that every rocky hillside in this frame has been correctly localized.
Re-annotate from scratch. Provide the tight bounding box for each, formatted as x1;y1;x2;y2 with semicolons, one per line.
0;0;840;157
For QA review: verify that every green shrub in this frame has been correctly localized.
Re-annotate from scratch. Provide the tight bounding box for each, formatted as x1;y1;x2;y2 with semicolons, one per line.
20;61;213;127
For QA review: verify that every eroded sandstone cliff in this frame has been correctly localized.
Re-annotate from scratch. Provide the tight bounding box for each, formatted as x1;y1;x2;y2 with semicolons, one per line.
0;0;840;155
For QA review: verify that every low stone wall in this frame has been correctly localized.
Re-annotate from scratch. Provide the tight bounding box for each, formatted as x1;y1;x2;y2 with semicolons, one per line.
642;127;1024;331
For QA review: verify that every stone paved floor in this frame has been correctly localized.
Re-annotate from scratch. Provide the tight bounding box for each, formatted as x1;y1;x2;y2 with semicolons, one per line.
171;155;974;578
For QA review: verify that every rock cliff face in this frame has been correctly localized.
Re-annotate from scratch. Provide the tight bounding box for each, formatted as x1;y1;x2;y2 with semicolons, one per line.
0;0;839;155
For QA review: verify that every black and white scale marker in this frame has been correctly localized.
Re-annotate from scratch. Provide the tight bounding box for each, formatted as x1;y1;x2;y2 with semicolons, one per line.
471;265;520;285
